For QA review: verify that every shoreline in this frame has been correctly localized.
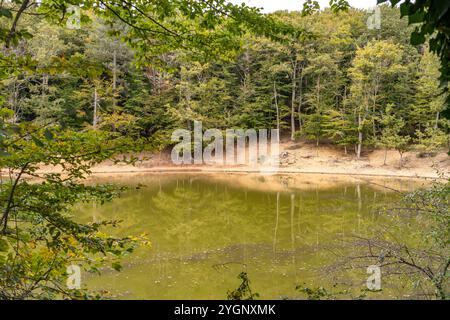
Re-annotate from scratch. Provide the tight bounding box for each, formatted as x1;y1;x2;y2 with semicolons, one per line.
82;166;441;180
29;141;450;181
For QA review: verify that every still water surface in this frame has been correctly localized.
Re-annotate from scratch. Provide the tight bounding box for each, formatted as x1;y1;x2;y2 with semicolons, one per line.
77;173;427;299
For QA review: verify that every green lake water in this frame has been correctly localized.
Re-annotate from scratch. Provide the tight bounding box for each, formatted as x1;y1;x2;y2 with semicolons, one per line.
76;173;428;299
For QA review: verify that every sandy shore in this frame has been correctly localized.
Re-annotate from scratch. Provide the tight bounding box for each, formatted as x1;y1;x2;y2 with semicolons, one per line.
36;140;449;179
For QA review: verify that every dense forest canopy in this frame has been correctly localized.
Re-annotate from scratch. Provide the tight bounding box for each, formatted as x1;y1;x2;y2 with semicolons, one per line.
0;3;448;157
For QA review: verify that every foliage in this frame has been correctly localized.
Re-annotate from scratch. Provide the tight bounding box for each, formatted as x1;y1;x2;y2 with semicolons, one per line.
415;127;449;156
0;0;449;300
227;272;259;300
295;283;369;300
335;179;450;300
302;0;450;118
0;117;151;299
378;0;450;119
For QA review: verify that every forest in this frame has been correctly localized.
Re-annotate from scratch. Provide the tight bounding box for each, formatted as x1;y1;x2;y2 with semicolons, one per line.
0;0;449;301
1;5;448;158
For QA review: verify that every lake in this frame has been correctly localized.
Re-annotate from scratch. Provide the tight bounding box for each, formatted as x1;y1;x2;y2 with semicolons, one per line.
77;173;429;299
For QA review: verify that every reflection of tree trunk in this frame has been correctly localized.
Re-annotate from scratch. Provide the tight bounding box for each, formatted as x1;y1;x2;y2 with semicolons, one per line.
92;202;97;223
273;192;280;253
297;196;302;234
356;183;361;212
290;193;295;264
356;184;361;231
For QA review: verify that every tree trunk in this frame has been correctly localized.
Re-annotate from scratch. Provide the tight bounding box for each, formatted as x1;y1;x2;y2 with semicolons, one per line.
290;62;298;141
5;0;30;48
41;74;48;106
297;67;304;132
93;87;98;129
435;112;440;129
384;149;387;165
273;81;281;143
112;48;117;108
357;113;363;159
316;137;319;157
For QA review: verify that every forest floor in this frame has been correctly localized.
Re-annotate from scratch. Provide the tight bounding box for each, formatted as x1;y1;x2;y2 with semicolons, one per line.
76;139;449;180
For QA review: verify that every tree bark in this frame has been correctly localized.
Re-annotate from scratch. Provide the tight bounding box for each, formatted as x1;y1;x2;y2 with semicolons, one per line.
112;47;117;108
357;113;363;159
5;0;31;48
290;61;298;141
1;163;29;234
435;112;440;129
273;81;280;142
93;87;98;129
297;66;304;132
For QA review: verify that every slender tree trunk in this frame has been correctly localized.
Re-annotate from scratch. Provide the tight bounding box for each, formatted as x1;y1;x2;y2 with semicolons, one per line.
1;163;29;234
5;0;30;48
372;77;380;138
93;87;98;129
9;80;18;124
297;68;304;132
273;81;280;142
384;148;387;165
112;48;117;109
357;113;363;159
290;62;298;141
435;112;440;129
316;75;321;147
41;74;48;107
316;137;319;157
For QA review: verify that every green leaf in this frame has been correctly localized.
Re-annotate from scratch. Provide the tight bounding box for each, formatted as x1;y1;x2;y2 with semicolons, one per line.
0;238;10;252
31;135;44;147
44;129;54;141
410;30;425;45
111;262;122;272
400;2;413;17
408;10;425;24
0;8;13;19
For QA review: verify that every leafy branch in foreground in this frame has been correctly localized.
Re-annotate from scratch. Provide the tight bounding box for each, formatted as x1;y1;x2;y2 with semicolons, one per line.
0;114;149;299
